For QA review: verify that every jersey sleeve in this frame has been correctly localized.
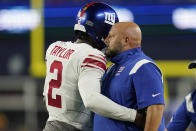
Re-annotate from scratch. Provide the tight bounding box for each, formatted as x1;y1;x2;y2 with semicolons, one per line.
78;51;106;95
133;63;165;109
78;50;137;122
167;100;191;131
78;50;106;93
80;53;106;73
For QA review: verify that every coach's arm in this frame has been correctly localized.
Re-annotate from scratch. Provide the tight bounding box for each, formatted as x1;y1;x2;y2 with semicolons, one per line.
144;104;164;131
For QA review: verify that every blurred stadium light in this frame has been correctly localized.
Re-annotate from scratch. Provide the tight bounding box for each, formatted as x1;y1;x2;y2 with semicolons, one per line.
173;8;196;30
0;4;196;32
0;8;40;32
114;7;134;22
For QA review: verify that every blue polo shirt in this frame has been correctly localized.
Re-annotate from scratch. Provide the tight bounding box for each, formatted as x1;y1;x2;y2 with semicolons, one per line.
93;47;165;131
167;89;196;131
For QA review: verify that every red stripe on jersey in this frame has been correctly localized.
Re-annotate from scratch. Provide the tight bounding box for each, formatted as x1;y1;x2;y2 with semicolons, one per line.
81;65;103;71
82;58;106;71
88;55;106;63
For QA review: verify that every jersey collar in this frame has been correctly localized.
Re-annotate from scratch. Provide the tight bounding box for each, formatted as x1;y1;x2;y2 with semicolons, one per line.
111;47;142;64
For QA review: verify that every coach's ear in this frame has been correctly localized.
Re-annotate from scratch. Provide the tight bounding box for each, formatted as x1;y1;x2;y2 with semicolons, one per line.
120;36;129;49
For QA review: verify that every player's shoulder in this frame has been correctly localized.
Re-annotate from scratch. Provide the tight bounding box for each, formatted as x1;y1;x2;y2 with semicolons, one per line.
76;43;105;58
75;43;106;72
77;43;101;52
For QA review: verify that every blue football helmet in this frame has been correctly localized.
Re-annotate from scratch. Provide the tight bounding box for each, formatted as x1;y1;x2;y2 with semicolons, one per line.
74;2;119;50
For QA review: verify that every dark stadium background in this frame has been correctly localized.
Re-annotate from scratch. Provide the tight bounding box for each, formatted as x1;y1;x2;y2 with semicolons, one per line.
0;0;196;130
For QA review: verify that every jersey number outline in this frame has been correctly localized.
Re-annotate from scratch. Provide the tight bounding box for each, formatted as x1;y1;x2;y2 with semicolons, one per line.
48;60;63;108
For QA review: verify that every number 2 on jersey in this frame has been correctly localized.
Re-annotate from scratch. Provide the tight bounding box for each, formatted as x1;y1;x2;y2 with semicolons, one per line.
48;60;63;108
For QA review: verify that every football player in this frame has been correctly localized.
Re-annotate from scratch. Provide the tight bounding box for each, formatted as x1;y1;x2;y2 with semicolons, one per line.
166;61;196;131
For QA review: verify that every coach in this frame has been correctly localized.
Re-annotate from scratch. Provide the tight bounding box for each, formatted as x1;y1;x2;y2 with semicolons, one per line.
93;22;165;131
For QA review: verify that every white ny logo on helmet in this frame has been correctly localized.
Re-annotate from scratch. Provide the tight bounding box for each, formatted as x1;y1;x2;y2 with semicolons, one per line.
104;12;116;25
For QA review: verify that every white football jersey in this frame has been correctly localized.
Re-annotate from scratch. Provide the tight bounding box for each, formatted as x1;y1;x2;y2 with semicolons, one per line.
43;41;106;130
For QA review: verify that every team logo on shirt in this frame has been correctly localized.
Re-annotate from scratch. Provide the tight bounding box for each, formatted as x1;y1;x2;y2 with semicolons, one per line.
152;93;161;97
115;66;125;76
